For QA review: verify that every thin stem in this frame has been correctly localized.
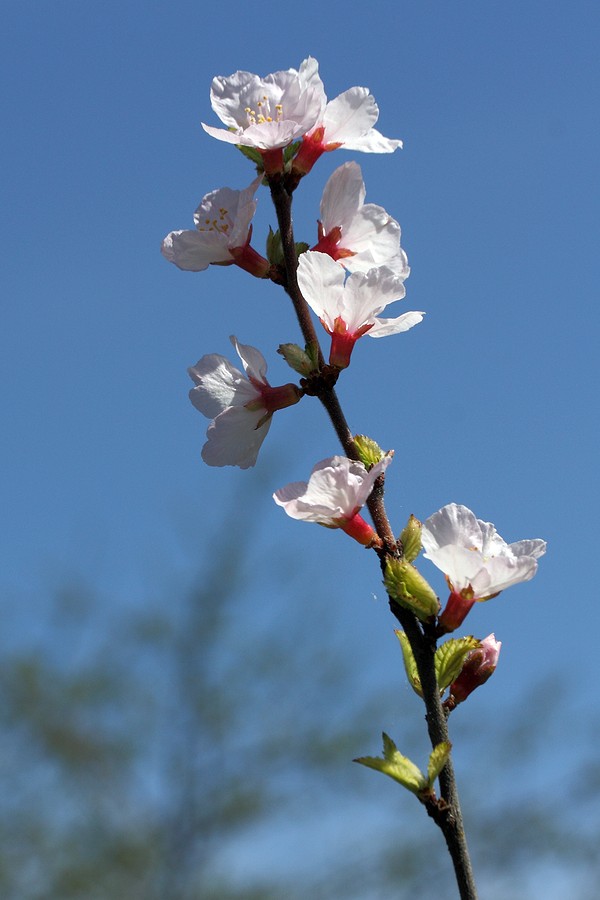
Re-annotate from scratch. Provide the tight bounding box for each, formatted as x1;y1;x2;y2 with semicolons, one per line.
268;176;325;369
318;386;398;554
269;174;398;555
270;170;477;899
395;607;477;899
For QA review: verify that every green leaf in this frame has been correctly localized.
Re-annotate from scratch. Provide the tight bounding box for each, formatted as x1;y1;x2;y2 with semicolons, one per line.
427;741;452;787
395;630;422;697
355;733;427;795
236;144;264;166
295;241;309;257
435;636;480;693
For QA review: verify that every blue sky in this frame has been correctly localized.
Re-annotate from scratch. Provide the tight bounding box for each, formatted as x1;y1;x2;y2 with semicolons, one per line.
2;0;599;894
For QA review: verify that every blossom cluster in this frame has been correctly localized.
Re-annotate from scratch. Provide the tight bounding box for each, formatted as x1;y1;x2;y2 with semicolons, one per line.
162;57;546;694
163;58;422;464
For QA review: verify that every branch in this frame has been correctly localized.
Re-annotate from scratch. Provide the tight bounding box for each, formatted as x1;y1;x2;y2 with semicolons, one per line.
269;169;477;899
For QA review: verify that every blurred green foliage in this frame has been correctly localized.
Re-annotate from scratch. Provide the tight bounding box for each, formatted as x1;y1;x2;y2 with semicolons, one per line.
1;510;599;900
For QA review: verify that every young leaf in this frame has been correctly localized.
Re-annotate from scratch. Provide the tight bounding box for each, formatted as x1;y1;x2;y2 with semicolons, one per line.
427;741;452;788
435;637;480;693
395;630;422;696
236;144;264;166
355;733;428;795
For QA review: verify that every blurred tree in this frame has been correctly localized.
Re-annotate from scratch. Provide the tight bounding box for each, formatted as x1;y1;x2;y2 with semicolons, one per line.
1;496;599;899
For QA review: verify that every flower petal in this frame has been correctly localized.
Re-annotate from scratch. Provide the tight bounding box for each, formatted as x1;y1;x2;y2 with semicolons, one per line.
320;162;366;233
422;504;484;554
422;503;546;601
201;406;271;469
210;69;263;129
341;205;404;266
188;354;257;418
297;250;345;323
508;539;547;559
471;555;539;598
273;455;390;524
343;127;402;153
368;310;425;337
340;266;408;331
229;176;262;246
161;230;230;271
423;544;485;593
230;335;268;384
322;87;379;143
204;59;326;151
200;123;248;145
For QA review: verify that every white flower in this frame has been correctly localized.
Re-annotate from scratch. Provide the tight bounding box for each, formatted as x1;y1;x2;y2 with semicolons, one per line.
421;503;547;601
292;82;401;175
317;86;401;152
189;336;300;469
201;58;326;151
313;161;409;276
297;250;423;367
162;177;268;275
273;455;390;545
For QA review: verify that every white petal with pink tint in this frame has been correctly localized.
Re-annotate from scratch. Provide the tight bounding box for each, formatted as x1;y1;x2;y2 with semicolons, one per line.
162;178;261;271
202;58;326;150
421;503;546;600
274;455;391;525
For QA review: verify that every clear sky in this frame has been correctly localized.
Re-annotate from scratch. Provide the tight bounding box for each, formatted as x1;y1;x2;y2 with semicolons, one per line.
2;1;599;895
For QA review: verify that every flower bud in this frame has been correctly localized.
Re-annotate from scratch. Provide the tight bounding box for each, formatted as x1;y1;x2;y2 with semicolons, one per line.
449;634;501;705
353;434;384;468
384;559;440;622
277;343;316;376
399;515;422;563
266;227;284;267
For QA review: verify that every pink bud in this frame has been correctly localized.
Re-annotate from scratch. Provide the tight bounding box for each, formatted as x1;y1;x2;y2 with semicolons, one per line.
449;634;502;705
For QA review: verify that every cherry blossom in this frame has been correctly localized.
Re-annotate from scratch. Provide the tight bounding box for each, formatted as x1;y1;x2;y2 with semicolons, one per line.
201;58;326;173
189;337;301;469
292;83;401;176
296;250;423;368
449;634;502;706
161;177;270;277
311;161;409;276
421;503;546;631
273;455;391;546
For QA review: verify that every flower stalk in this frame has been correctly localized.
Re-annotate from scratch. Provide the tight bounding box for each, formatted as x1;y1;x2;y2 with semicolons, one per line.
272;171;477;899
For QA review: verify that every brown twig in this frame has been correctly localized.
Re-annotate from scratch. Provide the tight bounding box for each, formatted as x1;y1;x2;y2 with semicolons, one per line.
268;169;478;899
